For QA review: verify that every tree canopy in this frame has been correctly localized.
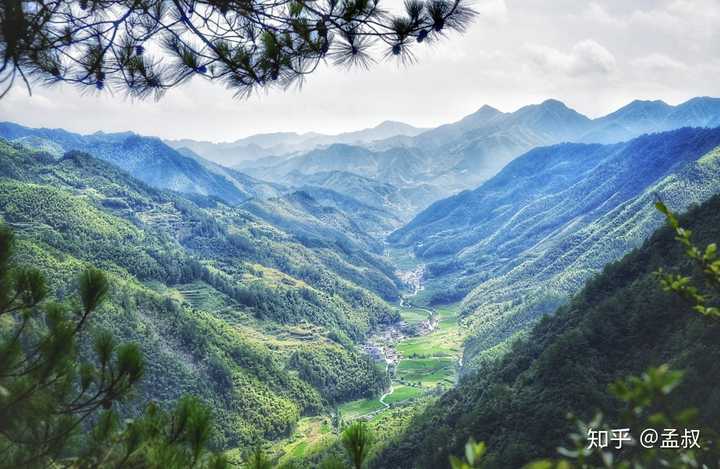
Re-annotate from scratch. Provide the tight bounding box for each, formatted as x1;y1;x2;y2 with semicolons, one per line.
0;0;475;98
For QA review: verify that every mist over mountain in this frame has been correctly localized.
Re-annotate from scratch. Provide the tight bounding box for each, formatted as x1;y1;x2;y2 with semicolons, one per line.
0;122;284;205
242;97;720;208
165;120;426;167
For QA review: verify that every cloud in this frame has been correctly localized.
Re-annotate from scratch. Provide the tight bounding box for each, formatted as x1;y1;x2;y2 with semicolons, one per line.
475;0;508;25
3;2;719;140
634;53;688;73
525;40;616;77
582;2;623;26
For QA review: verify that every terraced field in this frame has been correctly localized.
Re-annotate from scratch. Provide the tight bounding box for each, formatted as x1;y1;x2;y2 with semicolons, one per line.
271;263;466;462
400;307;432;326
396;357;456;385
335;301;464;420
397;304;464;358
382;385;424;404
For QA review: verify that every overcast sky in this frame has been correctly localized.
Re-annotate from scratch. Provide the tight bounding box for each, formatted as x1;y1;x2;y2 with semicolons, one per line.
2;0;719;142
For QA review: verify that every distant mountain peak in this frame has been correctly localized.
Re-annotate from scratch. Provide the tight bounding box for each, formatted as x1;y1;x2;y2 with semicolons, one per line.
630;98;669;105
476;104;502;114
375;120;414;128
539;98;567;108
610;99;672;115
513;99;591;127
457;105;503;128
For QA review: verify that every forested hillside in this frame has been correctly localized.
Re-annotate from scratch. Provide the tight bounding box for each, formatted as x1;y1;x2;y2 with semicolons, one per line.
0;122;284;204
373;193;720;468
0;139;401;447
3;105;720;469
390;128;720;369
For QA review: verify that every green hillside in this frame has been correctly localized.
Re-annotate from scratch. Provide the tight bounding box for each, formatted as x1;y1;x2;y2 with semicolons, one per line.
372;194;720;468
390;128;720;369
0;139;399;448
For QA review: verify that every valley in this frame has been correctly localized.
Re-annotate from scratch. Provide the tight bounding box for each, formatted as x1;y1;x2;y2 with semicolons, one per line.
2;95;720;468
266;262;466;465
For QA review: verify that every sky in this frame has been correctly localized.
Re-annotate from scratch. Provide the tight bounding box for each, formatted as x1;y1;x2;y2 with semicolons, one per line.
2;0;719;142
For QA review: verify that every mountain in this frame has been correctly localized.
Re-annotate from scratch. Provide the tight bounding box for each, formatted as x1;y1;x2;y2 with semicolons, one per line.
0;122;283;204
411;99;591;151
0;138;402;447
165;120;426;167
248;100;593;195
374;193;720;468
582;99;674;142
244;144;442;191
248;98;720;203
175;146;285;200
242;188;402;255
284;170;443;222
390;127;720;366
581;97;720;143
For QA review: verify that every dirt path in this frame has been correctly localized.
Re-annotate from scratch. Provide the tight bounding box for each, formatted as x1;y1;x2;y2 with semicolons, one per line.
379;386;394;407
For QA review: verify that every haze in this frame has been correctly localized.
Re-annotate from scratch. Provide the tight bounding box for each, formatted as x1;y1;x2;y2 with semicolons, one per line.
2;0;719;142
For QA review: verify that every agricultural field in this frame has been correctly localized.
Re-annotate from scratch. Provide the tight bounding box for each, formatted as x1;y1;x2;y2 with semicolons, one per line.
396;357;456;386
397;304;464;358
383;385;424;405
266;302;465;462
399;307;431;325
338;397;386;419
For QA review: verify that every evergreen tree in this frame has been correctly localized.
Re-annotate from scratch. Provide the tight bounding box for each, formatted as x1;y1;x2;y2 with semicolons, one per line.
0;224;228;468
0;0;475;98
341;420;373;469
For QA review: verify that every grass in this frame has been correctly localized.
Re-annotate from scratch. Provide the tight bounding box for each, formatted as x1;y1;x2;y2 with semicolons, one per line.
175;281;231;312
339;397;385;419
400;308;431;325
397;335;459;358
384;385;424;404
268;416;335;465
396;357;456;385
397;303;464;358
289;441;309;458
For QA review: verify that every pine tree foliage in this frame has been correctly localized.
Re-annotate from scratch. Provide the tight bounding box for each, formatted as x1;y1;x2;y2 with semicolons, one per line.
0;0;476;98
0;224;228;468
655;201;720;317
341;420;373;469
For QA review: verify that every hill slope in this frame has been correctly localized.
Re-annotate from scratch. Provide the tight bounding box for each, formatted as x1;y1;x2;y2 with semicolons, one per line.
0;122;282;204
390;127;720;366
374;193;720;468
0;140;401;448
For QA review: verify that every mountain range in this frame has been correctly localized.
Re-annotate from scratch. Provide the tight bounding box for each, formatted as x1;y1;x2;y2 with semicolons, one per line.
0;122;285;205
165;120;427;167
0;138;401;447
4;97;720;225
375;192;720;468
238;97;720;201
2;95;720;467
391;127;720;368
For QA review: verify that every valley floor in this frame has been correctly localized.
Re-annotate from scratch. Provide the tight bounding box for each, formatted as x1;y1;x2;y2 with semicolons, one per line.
264;253;466;465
